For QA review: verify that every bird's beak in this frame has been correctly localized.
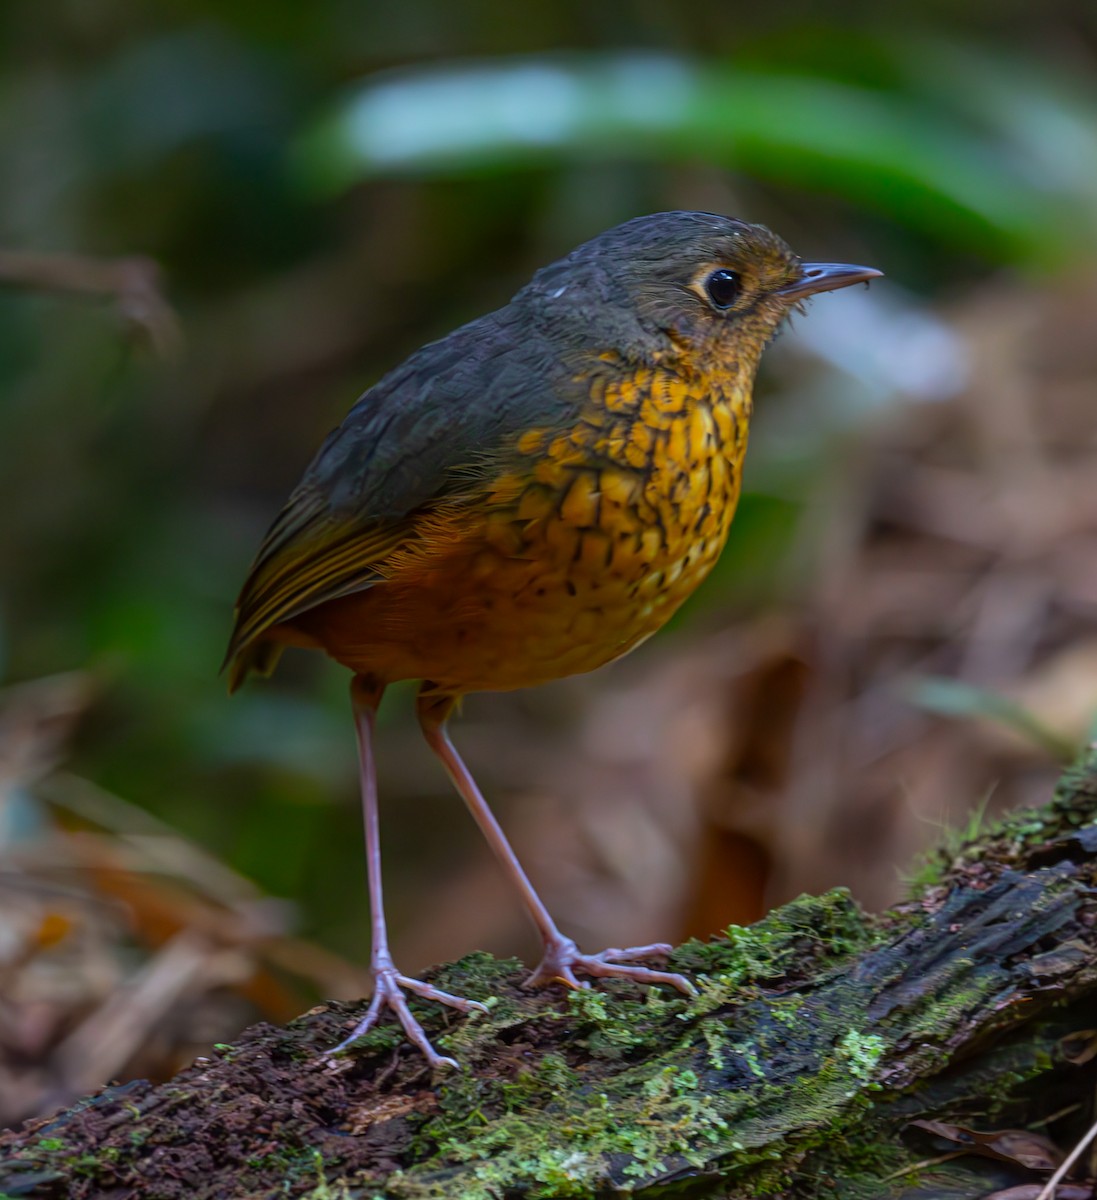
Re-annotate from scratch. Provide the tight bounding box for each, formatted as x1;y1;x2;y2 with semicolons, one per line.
778;261;883;300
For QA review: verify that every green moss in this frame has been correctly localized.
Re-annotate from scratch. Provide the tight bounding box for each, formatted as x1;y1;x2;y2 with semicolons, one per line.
414;1060;737;1198
729;1042;768;1081
674;889;876;989
212;1041;238;1063
396;985;911;1198
430;951;525;1001
701;1023;727;1070
837;1030;885;1082
70;1150;119;1176
565;987;653;1058
297;1150;355;1200
20;1137;125;1181
332;1022;406;1056
497;1052;580;1114
913;747;1097;896
379;889;905;1196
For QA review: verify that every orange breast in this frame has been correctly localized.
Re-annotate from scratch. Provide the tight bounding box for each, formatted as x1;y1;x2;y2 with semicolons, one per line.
289;366;752;696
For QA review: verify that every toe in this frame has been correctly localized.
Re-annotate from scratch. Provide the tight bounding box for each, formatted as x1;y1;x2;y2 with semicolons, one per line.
598;943;674;964
396;974;490;1014
325;989;385;1055
398;1013;461;1071
579;958;696;995
325;968;484;1065
525;936;693;995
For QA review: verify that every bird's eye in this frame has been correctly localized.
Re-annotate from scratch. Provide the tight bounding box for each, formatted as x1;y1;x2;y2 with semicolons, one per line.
704;268;741;310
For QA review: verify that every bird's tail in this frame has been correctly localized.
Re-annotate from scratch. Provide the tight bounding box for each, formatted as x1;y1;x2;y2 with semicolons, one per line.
225;638;285;694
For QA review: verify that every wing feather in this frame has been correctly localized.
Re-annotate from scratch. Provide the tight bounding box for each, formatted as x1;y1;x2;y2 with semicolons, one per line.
223;494;412;671
224;288;593;685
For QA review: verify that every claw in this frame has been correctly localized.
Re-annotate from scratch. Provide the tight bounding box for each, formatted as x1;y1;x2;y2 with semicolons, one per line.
326;966;485;1068
525;935;695;996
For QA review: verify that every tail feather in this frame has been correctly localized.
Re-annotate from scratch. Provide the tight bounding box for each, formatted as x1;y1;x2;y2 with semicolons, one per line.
225;639;286;694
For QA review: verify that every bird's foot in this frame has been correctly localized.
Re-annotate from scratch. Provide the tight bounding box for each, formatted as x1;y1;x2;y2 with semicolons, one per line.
326;961;488;1069
525;933;695;995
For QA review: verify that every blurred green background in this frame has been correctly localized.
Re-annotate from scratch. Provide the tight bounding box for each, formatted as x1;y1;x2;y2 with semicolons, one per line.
4;0;1097;969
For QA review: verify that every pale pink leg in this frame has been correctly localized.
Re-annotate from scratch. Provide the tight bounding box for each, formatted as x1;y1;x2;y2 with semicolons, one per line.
417;691;694;996
327;676;487;1068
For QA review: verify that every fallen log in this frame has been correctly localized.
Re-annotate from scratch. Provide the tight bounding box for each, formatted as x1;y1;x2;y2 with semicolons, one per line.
3;748;1097;1199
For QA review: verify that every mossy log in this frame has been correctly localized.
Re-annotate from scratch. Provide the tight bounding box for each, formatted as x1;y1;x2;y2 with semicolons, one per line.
3;750;1097;1199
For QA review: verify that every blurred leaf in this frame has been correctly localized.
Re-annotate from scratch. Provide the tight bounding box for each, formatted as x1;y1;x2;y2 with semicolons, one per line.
910;1118;1063;1171
1059;1030;1097;1066
906;676;1077;762
891;37;1097;245
299;50;1097;264
907;1113;1060;1171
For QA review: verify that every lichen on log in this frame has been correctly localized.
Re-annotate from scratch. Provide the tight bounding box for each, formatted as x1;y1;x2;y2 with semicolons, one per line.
2;749;1097;1199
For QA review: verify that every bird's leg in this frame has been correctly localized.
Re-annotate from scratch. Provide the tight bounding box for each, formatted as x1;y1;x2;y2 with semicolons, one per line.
327;675;488;1068
417;691;694;996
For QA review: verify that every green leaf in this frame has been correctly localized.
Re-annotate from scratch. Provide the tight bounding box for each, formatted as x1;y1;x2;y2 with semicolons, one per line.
295;50;1095;264
905;676;1077;762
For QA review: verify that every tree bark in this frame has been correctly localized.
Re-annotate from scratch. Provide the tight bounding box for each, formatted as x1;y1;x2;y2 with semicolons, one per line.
3;748;1097;1200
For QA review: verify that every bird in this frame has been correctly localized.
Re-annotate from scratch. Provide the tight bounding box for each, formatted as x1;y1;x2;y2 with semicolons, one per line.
224;211;881;1068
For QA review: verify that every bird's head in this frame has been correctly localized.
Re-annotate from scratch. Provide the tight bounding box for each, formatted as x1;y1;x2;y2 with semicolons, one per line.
524;210;881;373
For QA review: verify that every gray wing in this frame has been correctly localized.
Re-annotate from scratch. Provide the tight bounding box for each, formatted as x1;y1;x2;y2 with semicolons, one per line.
224;302;585;664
